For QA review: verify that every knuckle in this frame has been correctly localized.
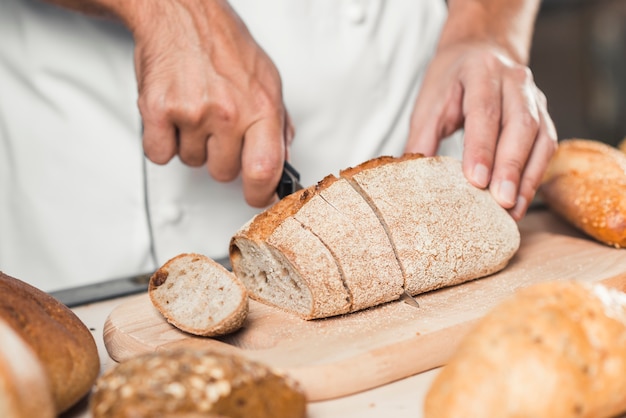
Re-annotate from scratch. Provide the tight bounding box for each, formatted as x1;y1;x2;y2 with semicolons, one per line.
510;65;533;84
210;165;239;182
246;158;281;184
518;109;540;131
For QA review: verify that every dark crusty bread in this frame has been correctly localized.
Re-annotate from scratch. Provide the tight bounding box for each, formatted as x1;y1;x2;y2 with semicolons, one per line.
0;271;100;413
540;139;626;248
90;348;307;418
0;317;55;418
231;154;520;319
149;253;248;336
424;281;626;418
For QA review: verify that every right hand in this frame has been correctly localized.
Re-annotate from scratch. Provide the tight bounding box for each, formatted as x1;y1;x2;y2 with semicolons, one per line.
126;0;293;207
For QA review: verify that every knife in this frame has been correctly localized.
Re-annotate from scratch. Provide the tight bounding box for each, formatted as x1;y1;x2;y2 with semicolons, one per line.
276;161;419;309
276;160;304;199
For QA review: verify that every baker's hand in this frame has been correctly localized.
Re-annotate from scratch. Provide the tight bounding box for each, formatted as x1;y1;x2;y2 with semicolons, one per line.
405;41;557;221
129;0;292;207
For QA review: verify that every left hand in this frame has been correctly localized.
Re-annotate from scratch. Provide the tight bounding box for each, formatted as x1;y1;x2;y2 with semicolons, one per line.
405;41;557;221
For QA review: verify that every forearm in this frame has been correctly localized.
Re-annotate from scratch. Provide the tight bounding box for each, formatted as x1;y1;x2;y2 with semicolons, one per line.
41;0;125;20
441;0;541;64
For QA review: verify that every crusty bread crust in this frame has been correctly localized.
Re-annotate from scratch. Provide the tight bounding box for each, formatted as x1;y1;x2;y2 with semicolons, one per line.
0;318;55;418
0;271;100;413
149;253;248;336
425;281;626;418
90;349;307;418
540;139;626;248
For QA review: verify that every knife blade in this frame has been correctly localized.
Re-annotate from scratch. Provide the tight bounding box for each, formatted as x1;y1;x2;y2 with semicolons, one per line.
276;160;304;199
399;290;420;308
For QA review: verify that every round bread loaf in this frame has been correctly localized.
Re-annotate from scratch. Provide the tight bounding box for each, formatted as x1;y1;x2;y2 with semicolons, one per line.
149;253;248;336
0;271;100;413
0;317;55;418
425;281;626;418
90;348;307;418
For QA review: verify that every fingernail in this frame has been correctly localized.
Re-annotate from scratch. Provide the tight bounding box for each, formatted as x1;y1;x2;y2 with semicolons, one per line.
497;180;517;207
472;164;489;188
510;195;527;220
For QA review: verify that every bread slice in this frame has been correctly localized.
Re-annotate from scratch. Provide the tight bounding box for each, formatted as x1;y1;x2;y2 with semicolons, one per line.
424;281;626;418
293;175;403;312
540;139;626;248
0;271;100;414
149;253;249;336
230;187;352;320
0;318;55;418
90;348;307;418
230;154;520;319
342;155;520;295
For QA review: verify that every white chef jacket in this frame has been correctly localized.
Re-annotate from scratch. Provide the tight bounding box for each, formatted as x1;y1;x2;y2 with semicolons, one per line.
0;0;459;292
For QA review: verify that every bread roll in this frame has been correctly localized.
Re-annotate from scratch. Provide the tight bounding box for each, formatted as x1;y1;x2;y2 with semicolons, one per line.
0;271;100;413
0;318;55;418
149;253;248;337
540;139;626;247
424;281;626;418
90;348;307;418
230;154;520;319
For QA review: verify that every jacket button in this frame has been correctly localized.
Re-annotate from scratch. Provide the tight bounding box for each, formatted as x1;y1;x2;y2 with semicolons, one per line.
345;0;367;24
159;205;183;224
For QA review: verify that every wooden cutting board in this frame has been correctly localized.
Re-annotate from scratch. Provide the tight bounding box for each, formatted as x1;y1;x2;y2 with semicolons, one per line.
103;210;626;401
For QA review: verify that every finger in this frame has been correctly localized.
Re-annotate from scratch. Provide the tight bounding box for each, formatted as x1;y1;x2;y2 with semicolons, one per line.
489;67;540;209
460;69;502;189
407;79;464;157
178;126;209;167
141;112;178;165
509;89;558;220
206;130;243;182
241;116;285;208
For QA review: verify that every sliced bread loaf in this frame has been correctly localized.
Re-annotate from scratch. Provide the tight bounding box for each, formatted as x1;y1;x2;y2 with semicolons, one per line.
149;253;248;336
230;154;520;319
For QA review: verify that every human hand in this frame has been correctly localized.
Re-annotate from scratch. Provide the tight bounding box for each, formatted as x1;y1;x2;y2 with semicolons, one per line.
405;41;557;221
128;0;292;207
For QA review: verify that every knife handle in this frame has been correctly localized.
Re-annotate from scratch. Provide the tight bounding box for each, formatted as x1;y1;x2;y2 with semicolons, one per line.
276;160;303;199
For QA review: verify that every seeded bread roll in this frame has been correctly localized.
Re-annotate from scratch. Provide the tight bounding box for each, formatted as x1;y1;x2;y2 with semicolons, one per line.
0;318;55;418
149;253;248;336
231;154;520;319
540;139;626;248
90;349;307;418
0;271;100;413
424;281;626;418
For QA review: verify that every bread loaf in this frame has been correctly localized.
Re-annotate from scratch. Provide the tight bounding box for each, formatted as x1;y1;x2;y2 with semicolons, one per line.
0;271;100;413
424;281;626;418
230;154;520;319
0;318;55;418
540;139;626;247
149;253;248;336
90;348;307;418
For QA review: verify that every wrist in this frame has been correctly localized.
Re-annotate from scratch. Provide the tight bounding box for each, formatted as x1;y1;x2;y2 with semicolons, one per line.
440;0;540;64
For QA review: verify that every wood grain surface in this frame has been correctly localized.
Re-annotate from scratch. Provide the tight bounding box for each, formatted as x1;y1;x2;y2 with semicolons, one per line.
103;210;626;401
